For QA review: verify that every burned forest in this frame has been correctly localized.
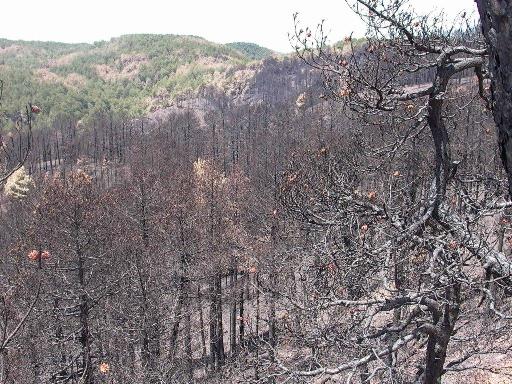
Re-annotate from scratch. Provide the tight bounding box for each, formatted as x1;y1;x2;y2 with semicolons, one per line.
2;0;512;383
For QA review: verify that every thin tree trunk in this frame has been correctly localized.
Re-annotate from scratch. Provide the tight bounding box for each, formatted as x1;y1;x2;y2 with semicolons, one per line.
229;266;237;355
0;349;12;384
209;280;215;369
239;274;245;346
197;286;208;372
255;273;260;381
184;298;193;382
214;274;225;367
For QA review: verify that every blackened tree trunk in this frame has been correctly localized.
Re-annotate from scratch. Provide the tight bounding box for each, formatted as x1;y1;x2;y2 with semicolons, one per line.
73;214;92;384
169;216;193;380
421;285;460;384
197;286;208;370
239;275;245;346
209;280;216;370
476;0;512;196
0;349;11;384
229;266;237;355
268;216;278;381
215;275;225;366
184;302;193;383
255;273;260;381
209;274;225;370
169;266;185;362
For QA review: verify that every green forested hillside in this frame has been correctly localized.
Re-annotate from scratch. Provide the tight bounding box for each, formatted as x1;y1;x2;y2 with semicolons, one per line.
0;35;273;123
225;42;274;60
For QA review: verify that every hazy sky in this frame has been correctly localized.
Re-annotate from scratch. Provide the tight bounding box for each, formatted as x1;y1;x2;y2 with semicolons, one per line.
1;0;477;52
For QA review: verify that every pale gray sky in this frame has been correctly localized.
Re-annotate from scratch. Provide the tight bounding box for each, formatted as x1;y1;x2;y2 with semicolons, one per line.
0;0;477;52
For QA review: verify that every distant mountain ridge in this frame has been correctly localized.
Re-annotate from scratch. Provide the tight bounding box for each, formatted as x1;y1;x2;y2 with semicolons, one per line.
0;34;276;124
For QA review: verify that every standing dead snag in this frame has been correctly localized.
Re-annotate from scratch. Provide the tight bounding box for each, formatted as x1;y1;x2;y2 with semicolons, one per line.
0;80;35;384
284;1;512;383
475;0;512;197
0;80;33;184
26;170;121;383
292;0;489;212
0;284;41;353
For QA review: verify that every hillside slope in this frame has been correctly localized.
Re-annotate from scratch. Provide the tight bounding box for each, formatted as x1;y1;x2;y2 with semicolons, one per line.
0;35;274;123
225;42;274;60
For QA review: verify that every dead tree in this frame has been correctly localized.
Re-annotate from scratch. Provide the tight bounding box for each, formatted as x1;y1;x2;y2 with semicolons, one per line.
279;1;512;382
476;0;512;197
